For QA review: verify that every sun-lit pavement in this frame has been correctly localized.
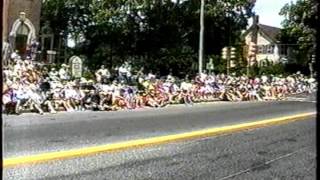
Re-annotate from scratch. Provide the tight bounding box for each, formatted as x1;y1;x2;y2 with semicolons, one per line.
2;95;316;179
3;116;316;180
3;100;315;157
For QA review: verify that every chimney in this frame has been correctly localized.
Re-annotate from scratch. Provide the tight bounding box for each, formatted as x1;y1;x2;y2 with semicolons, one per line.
253;15;259;26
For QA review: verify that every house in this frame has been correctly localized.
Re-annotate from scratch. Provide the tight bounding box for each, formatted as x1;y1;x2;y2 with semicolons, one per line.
243;16;289;66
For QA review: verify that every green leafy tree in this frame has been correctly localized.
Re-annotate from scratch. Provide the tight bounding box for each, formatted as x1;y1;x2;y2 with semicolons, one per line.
41;0;256;76
279;0;317;65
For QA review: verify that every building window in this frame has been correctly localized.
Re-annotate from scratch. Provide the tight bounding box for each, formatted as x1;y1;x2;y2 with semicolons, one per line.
267;45;274;54
258;46;263;54
257;45;274;54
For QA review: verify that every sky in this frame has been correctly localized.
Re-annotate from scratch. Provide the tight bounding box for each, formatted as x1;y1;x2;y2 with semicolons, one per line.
251;0;297;28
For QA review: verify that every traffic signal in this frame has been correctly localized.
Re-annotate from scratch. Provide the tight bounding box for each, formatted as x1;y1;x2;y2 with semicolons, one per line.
230;47;236;59
311;54;316;63
230;60;236;68
248;42;257;57
222;47;228;59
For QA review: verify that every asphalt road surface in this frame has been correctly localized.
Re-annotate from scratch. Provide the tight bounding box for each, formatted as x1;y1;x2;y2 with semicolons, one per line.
3;100;315;158
2;97;316;179
3;117;316;179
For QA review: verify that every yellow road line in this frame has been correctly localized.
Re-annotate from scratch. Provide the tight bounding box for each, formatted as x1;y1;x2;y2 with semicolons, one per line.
3;112;316;168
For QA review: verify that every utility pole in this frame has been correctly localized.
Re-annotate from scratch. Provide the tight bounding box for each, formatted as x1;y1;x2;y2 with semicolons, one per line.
247;15;259;77
198;0;205;74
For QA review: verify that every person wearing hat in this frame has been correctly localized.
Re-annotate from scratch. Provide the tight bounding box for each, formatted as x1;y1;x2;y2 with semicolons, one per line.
49;67;59;81
59;64;69;81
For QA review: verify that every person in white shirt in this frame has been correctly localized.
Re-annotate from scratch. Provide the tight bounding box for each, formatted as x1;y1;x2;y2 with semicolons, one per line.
95;65;111;83
71;85;85;111
124;62;132;82
10;50;19;60
180;79;193;105
261;74;268;83
200;71;207;82
60;82;77;112
59;64;69;81
49;68;60;81
147;71;156;80
118;64;128;82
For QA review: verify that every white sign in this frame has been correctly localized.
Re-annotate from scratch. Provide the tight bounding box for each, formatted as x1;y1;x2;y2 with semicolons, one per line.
70;56;83;78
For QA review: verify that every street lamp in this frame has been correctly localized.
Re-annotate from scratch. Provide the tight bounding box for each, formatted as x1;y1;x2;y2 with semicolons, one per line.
198;0;205;74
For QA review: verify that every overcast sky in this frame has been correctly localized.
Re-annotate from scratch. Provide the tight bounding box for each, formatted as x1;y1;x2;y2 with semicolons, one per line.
251;0;297;27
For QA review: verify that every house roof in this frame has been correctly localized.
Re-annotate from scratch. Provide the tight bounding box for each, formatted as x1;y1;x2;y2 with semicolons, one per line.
258;24;281;42
243;24;281;43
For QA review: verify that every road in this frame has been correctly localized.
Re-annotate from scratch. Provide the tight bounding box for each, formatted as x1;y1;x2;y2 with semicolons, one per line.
3;101;315;157
3;98;316;179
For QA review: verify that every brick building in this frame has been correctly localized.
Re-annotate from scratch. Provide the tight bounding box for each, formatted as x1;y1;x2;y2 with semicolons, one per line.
2;0;41;59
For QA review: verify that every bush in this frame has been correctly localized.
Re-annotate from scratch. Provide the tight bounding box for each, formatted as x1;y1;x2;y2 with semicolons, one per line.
82;70;95;80
258;63;286;76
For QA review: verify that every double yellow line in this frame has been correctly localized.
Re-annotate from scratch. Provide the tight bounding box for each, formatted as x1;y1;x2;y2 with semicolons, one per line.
3;112;316;168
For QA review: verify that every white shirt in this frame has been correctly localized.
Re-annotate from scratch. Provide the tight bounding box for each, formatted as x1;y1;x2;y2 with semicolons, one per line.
181;82;192;91
64;88;76;99
59;68;68;80
11;52;19;59
16;86;30;100
261;76;268;83
200;73;207;82
147;73;156;79
49;71;59;80
97;68;110;78
13;64;22;75
118;66;127;75
101;84;113;92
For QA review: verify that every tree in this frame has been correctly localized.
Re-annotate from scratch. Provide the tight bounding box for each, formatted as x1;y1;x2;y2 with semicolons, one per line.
279;0;318;65
41;0;256;76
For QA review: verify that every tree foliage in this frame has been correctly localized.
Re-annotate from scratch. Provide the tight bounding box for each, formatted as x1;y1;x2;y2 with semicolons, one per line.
41;0;256;76
279;0;318;65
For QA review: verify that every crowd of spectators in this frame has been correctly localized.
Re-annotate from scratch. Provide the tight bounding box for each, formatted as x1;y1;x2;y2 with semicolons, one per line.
2;56;317;115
